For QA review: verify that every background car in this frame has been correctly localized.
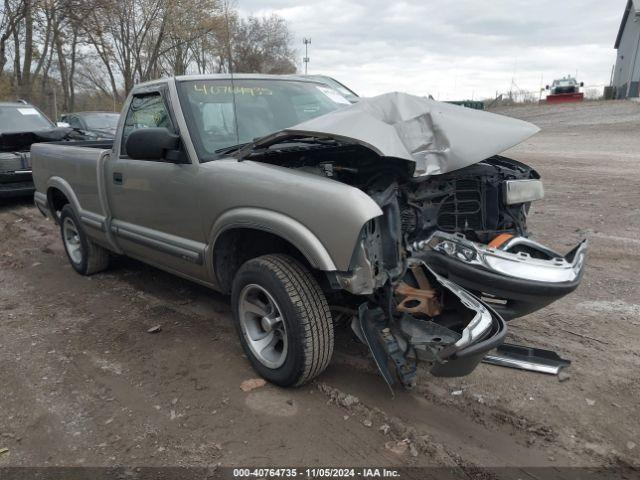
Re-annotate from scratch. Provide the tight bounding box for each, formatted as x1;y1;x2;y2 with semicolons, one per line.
0;101;59;198
59;111;120;140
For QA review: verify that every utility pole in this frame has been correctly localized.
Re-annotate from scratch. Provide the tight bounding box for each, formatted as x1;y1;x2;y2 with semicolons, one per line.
303;38;311;75
539;73;544;102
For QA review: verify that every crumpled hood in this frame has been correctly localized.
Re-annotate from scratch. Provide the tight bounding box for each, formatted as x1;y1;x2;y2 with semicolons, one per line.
0;127;73;152
282;92;540;176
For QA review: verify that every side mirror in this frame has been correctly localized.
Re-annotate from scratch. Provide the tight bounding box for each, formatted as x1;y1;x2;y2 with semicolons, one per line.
57;121;70;128
126;127;184;162
580;82;584;87
545;85;550;90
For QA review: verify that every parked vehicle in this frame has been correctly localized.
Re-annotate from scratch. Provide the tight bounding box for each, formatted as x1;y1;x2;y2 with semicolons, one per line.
545;76;584;104
31;74;586;389
0;102;72;198
59;111;120;139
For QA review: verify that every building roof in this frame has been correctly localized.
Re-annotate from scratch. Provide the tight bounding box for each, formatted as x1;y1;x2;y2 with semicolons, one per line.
615;0;640;48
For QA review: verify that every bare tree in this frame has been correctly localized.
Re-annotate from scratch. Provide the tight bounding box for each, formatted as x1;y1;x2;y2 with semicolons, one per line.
0;0;26;75
159;0;223;76
0;0;298;110
231;15;297;74
12;1;59;100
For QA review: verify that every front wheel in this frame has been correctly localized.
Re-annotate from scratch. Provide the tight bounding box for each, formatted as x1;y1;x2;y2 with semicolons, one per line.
231;254;334;387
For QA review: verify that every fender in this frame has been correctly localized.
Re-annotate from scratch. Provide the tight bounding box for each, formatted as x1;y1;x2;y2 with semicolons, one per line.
46;175;121;253
208;207;338;272
46;176;82;218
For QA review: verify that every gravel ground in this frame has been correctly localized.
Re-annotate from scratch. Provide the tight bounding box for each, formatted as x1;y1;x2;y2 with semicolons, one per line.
0;100;638;475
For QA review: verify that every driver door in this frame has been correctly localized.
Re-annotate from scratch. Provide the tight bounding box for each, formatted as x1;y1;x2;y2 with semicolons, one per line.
105;87;208;281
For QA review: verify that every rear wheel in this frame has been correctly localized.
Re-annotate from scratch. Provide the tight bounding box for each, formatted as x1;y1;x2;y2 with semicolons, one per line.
231;254;334;387
60;205;109;275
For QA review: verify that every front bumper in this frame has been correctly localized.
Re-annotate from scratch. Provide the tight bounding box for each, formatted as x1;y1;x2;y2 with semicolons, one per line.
414;231;587;320
355;263;507;389
0;170;35;198
421;267;507;377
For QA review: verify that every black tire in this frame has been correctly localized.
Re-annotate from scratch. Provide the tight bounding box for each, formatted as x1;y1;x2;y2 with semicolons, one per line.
231;254;334;387
59;204;109;276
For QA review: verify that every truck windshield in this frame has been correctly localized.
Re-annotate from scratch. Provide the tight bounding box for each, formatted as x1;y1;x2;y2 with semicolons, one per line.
176;79;351;159
0;105;55;134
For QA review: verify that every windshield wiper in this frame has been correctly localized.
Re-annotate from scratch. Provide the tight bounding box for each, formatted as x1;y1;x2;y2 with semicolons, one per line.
214;142;250;155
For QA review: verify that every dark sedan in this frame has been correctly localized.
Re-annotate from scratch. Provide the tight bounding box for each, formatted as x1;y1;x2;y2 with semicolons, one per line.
59;111;120;139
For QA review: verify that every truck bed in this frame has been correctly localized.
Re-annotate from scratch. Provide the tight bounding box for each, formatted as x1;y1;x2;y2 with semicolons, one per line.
31;141;113;217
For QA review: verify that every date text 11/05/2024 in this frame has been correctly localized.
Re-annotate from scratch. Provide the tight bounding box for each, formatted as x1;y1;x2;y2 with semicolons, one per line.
233;468;402;478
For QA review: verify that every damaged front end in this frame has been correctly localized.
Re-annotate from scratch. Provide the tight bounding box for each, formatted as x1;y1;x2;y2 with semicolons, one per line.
334;182;512;390
336;167;586;388
329;159;585;388
352;263;506;390
415;231;587;320
237;92;587;388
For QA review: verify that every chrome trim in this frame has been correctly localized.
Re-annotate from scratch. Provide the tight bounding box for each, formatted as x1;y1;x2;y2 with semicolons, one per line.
497;236;559;258
483;344;570;374
483;354;561;374
421;264;493;352
414;231;587;283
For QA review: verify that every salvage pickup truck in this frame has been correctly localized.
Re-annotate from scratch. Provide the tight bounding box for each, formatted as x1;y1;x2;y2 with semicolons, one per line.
31;74;587;389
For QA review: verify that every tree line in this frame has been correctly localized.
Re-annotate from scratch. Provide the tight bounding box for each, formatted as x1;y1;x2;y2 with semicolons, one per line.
0;0;298;118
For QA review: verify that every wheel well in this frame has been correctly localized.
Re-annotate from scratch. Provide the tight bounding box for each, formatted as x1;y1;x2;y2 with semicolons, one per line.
213;228;314;294
47;187;70;223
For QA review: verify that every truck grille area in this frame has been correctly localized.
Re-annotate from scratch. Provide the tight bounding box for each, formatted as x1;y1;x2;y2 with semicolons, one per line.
437;179;484;231
401;156;535;243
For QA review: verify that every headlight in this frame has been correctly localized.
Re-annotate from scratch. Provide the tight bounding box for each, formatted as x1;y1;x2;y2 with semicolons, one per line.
503;179;544;205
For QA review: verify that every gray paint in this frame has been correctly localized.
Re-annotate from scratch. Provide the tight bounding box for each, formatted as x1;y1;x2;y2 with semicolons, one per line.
268;92;539;177
613;0;640;98
30;76;384;288
31;74;539;294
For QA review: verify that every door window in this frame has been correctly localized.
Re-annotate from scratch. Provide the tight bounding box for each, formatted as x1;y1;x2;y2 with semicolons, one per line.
121;93;173;156
67;115;83;129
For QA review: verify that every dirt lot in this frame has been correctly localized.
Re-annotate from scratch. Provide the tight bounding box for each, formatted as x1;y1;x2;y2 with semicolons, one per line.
0;100;638;474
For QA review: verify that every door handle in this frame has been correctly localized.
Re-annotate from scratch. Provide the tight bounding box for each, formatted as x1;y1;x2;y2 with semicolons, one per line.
113;172;123;185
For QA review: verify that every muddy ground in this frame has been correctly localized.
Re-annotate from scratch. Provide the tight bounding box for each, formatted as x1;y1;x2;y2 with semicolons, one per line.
0;100;638;475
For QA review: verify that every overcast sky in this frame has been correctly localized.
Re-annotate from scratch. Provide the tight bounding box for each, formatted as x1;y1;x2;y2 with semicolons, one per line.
237;0;624;100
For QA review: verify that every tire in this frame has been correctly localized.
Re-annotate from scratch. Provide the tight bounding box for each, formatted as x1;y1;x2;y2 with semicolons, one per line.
231;254;334;387
59;204;109;276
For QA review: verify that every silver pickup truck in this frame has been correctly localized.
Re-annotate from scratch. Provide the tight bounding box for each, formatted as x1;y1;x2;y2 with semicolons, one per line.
31;74;586;389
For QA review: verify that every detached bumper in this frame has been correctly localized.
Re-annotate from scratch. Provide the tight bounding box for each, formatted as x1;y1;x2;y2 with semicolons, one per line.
423;268;507;377
355;264;507;389
416;232;587;320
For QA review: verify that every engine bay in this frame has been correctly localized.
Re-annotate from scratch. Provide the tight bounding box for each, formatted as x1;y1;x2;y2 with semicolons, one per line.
240;136;539;245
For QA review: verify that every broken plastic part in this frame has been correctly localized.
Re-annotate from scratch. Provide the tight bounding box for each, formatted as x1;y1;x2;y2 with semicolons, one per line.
354;263;500;390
